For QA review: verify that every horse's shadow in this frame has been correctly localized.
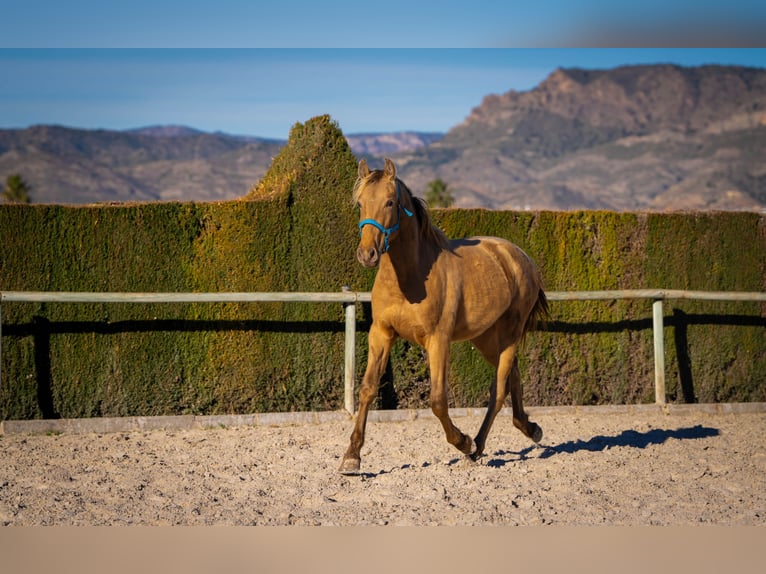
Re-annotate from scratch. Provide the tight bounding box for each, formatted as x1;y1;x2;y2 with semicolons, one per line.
485;424;720;468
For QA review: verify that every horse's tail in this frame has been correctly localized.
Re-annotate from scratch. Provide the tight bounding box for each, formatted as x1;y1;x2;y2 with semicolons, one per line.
523;287;549;337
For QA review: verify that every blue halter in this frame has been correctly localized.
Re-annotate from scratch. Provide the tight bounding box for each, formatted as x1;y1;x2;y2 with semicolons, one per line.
358;181;414;253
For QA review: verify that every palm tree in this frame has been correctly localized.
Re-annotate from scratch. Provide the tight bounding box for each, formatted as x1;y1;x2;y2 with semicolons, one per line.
2;174;31;203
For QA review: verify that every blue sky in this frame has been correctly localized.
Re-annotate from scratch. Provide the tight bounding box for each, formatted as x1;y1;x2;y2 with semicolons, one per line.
3;1;765;48
1;1;764;139
1;49;764;139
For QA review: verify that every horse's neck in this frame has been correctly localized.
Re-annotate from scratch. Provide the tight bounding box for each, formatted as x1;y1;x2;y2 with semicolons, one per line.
385;224;442;296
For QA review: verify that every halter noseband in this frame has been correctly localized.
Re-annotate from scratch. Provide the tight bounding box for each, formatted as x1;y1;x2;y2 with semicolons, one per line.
358;181;414;253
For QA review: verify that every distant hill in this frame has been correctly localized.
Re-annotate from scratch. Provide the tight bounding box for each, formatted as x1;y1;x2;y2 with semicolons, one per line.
0;126;440;204
0;125;284;203
126;125;208;138
346;132;443;156
392;64;766;211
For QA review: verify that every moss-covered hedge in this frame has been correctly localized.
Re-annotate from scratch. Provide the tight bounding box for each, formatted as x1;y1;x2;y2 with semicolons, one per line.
1;115;764;420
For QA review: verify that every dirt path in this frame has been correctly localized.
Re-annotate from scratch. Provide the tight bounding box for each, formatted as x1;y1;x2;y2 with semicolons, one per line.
1;409;764;525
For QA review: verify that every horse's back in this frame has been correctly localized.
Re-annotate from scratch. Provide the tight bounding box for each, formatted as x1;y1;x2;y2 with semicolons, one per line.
451;236;540;292
447;235;543;339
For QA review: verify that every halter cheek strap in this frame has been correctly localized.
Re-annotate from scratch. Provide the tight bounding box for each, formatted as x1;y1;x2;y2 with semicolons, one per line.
358;181;414;253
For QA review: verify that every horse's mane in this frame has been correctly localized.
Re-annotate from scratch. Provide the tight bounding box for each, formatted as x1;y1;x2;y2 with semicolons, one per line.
353;170;450;251
398;179;451;251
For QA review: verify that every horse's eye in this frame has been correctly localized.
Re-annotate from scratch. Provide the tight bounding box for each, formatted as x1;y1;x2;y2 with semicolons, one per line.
385;199;394;208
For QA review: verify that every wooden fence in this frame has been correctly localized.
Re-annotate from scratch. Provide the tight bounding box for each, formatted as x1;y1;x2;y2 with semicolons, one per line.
1;288;764;415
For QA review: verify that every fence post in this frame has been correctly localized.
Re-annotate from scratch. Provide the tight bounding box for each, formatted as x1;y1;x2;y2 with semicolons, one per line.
342;287;356;415
652;299;666;405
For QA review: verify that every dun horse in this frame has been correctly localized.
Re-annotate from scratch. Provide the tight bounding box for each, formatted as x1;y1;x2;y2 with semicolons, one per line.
340;158;548;475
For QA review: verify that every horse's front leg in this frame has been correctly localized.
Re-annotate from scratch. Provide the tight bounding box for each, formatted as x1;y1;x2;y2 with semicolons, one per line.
427;336;475;456
339;323;395;475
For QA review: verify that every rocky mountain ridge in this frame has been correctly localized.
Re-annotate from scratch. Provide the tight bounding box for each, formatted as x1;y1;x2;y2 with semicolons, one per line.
2;63;764;210
391;64;766;211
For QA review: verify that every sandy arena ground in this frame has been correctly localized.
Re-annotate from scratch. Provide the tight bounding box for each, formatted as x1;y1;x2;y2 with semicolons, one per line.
1;408;764;526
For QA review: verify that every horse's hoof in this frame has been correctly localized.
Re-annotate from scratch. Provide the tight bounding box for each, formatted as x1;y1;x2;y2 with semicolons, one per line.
531;424;543;444
468;448;484;462
459;436;475;456
338;457;361;475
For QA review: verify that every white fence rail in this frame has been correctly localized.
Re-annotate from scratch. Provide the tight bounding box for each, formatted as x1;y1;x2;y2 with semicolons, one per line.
1;289;764;414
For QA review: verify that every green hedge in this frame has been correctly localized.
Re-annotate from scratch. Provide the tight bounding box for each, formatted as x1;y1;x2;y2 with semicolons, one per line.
1;115;764;419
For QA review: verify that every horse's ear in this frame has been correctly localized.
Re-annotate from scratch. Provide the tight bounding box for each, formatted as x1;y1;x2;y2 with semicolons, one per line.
384;158;397;180
358;159;370;179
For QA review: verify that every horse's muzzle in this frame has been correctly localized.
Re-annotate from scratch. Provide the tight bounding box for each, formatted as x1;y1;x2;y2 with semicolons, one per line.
356;244;380;268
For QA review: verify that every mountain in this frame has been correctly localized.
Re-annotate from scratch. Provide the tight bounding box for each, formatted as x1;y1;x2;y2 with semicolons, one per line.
2;64;765;210
126;125;208;138
345;132;443;156
0;126;439;204
0;125;284;203
391;64;766;211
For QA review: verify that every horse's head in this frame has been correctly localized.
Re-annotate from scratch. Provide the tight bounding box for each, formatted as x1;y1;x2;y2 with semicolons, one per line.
353;158;413;268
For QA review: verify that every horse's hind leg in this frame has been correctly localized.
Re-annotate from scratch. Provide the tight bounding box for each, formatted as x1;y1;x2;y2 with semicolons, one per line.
471;333;513;460
508;358;543;444
472;327;542;459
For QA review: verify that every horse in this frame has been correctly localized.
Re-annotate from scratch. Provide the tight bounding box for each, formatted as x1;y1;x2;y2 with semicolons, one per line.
339;158;548;475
